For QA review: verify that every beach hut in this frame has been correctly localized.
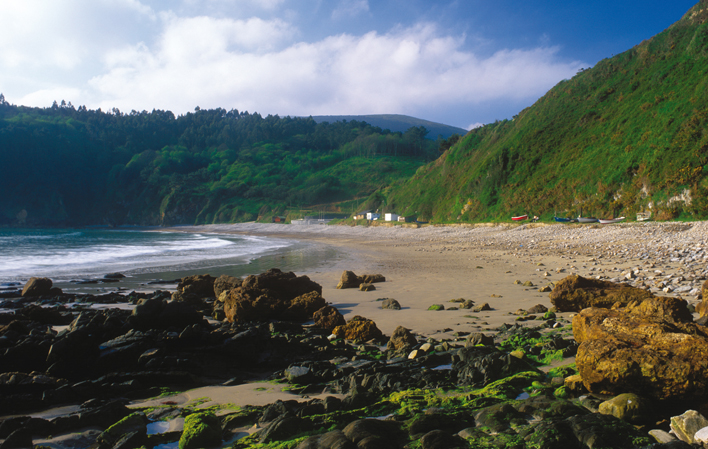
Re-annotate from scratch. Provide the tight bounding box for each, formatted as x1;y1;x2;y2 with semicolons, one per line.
384;213;399;222
366;212;380;220
354;210;370;220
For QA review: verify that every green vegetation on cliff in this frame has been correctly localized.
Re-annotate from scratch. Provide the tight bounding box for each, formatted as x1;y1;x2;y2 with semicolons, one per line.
381;1;708;222
0;98;436;226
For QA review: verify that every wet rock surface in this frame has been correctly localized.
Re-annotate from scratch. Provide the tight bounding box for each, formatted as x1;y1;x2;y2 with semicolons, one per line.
3;268;708;449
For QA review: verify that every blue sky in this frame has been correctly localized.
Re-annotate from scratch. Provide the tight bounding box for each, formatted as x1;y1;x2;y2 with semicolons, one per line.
0;0;698;129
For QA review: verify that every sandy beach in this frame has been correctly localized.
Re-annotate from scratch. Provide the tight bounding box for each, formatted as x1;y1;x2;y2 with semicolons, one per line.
163;221;708;339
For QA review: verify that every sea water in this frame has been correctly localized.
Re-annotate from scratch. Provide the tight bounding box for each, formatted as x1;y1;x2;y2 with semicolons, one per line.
0;228;339;291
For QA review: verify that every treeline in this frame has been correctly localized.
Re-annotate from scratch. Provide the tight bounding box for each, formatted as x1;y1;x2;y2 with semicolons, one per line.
0;95;436;225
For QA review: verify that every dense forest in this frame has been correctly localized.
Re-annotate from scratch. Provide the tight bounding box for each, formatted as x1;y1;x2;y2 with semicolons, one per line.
0;96;439;226
380;0;708;222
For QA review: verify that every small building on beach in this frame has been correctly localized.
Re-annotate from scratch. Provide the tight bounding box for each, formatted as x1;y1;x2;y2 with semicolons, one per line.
354;210;371;220
366;212;380;220
384;213;399;222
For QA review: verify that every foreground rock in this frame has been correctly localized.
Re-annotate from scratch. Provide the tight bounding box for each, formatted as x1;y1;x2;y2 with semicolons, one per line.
21;277;55;297
573;296;708;400
332;316;383;341
550;274;657;312
224;269;324;322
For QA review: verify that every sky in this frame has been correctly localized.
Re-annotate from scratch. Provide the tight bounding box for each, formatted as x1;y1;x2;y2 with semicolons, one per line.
0;0;699;129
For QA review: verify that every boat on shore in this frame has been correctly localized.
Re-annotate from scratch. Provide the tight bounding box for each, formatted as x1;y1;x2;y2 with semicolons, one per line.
577;216;599;223
637;211;652;222
599;216;625;224
512;214;528;221
554;216;578;223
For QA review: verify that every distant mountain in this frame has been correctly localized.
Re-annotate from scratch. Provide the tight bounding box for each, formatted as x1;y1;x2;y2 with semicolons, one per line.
377;0;708;223
309;114;467;140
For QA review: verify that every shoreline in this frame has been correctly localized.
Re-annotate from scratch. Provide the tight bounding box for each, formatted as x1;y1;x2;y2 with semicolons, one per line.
159;221;708;338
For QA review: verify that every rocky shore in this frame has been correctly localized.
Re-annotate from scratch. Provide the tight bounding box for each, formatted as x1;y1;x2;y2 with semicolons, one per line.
2;221;708;448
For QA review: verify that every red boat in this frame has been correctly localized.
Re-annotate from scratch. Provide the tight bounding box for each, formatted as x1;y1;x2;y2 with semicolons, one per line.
512;215;528;221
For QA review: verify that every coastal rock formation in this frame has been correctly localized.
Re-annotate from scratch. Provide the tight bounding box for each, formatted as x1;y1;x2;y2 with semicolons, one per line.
336;271;386;289
387;326;417;351
550;274;656;312
177;274;216;297
313;305;345;332
224;269;323;323
332;316;383;341
573;296;708;400
21;277;54;297
380;298;401;310
214;274;241;299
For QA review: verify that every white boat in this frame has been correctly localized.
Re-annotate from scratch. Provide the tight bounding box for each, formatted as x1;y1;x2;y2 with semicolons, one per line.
577;216;599;223
599;216;625;224
637;211;652;222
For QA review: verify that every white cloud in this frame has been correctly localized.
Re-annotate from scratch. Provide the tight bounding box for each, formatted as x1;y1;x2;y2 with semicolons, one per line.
332;0;369;20
86;21;582;118
467;122;484;130
0;0;156;71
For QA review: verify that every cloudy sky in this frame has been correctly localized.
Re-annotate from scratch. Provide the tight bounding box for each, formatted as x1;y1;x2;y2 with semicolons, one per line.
0;0;698;129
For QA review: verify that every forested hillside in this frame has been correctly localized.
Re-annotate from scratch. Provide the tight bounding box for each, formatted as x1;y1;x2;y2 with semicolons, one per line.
0;98;437;226
379;1;708;223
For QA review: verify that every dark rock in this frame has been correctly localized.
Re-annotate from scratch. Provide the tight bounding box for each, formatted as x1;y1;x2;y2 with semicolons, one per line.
0;427;33;449
386;326;417;351
380;298;401;310
104;273;126;279
472;303;491;312
96;412;147;449
21;277;53;297
359;283;375;292
214;274;241;299
453;345;538;387
177;274;216;298
313;305;346;332
296;430;356;449
224;269;323;323
527;304;548;314
465;333;494;347
259;415;304;443
342;419;402;447
419;430;467;449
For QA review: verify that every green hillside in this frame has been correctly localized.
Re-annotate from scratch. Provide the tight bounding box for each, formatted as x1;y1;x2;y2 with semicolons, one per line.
0;103;437;226
379;0;708;222
310;114;467;140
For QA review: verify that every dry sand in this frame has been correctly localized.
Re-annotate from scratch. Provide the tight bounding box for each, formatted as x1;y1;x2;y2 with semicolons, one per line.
164;220;708;339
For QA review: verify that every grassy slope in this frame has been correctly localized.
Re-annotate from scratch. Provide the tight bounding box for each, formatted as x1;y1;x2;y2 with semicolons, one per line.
385;1;708;222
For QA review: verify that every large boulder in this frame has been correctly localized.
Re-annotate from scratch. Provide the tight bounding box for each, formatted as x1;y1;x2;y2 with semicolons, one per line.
336;271;386;289
549;275;656;312
224;269;323;323
313;305;346;332
21;277;53;297
179;411;221;449
177;274;216;298
332;316;383;341
387;326;417;351
214;274;241;299
573;296;708;401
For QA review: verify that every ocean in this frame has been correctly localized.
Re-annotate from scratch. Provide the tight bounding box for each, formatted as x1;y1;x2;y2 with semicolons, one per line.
0;228;339;292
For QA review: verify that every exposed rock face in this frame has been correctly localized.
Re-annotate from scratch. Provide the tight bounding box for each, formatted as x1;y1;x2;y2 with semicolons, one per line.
573;296;708;401
696;279;708;317
313;305;346;332
550;274;656;312
21;277;53;297
177;274;216;297
336;271;386;289
332;316;383;341
213;274;241;299
224;269;323;323
387;326;417;351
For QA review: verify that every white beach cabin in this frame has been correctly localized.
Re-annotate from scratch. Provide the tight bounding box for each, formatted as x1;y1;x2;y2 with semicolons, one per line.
384;213;399;222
